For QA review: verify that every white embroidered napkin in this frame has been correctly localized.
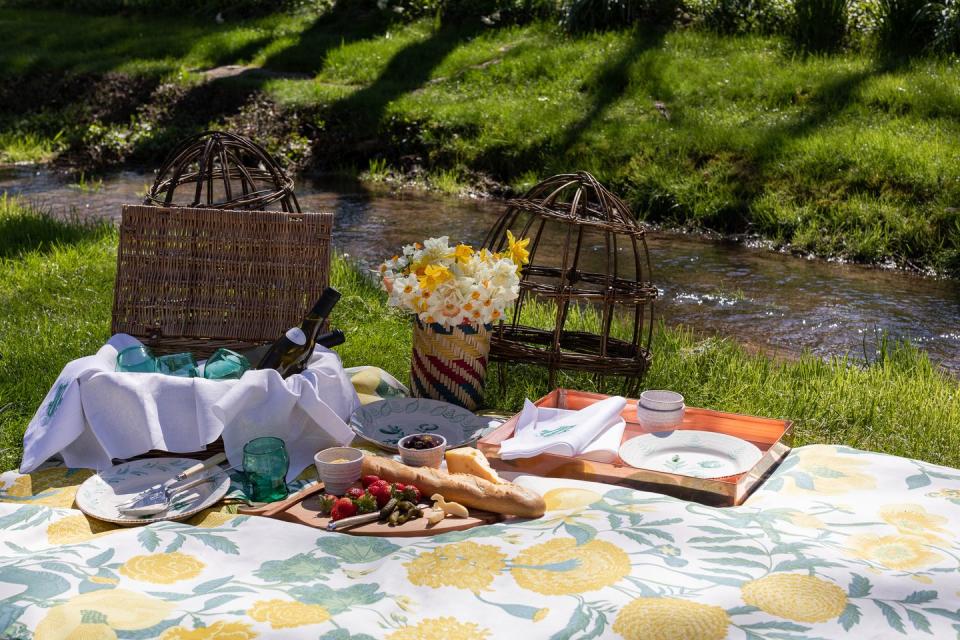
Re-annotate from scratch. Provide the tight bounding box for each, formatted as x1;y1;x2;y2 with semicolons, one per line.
499;395;627;462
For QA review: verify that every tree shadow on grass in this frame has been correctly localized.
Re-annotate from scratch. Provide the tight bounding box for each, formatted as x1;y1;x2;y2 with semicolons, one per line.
472;28;668;183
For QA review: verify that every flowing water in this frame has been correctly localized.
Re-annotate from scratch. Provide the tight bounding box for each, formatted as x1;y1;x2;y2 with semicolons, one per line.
4;167;960;372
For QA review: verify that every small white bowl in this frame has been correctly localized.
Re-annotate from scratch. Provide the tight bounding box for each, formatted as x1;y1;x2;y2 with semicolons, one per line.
639;390;685;411
397;434;447;468
314;447;363;496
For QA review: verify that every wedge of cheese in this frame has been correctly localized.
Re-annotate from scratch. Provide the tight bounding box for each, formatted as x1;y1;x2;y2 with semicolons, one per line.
445;448;504;484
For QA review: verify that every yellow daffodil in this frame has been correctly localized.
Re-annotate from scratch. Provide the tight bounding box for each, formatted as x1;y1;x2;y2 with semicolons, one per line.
418;264;453;292
506;230;530;265
454;243;474;263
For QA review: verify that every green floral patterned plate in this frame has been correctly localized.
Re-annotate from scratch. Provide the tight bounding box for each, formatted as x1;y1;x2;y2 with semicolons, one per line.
618;430;763;479
349;398;491;452
76;458;231;526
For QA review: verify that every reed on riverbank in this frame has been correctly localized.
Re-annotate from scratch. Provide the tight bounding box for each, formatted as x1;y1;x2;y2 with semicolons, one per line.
1;198;958;472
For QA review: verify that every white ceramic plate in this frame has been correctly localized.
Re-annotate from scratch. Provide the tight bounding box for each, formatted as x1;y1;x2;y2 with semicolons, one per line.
350;398;490;451
618;430;763;479
76;458;231;526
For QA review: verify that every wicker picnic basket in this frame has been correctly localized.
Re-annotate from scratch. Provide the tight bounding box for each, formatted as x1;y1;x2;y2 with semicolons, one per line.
111;131;332;358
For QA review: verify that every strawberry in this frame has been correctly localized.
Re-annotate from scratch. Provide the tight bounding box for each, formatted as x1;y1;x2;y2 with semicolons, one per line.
361;475;381;488
330;497;358;521
401;484;421;503
346;487;366;500
368;481;392;508
390;482;406;498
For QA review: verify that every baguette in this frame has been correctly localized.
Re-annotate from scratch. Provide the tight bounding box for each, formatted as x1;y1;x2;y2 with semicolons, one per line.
361;456;546;518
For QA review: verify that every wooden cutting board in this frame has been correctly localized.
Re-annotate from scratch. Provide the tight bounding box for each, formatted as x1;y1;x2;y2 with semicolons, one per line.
238;483;501;537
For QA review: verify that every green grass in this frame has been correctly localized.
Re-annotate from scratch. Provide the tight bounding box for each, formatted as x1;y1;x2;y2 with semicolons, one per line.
2;199;959;472
3;8;960;271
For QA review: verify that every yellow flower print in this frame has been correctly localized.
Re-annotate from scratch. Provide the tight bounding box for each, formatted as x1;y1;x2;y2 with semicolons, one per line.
741;574;847;623
2;468;94;507
187;509;239;529
160;621;258;640
119;552;205;584
65;623;118;639
785;511;825;529
46;514;118;545
35;589;173;639
533;608;549;622
612;597;729;640
879;504;948;541
543;488;602;512
848;534;944;570
512;538;630;595
782;446;876;495
247;599;330;629
88;576;119;585
395;595;418;612
405;542;505;592
386;616;489;640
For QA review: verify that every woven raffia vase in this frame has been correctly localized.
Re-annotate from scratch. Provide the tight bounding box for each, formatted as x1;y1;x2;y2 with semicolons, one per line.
411;318;491;411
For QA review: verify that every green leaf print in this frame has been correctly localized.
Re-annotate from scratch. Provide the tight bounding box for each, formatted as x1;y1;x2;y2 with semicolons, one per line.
291;583;385;614
137;528;159;552
875;600;905;633
848;574;872;597
839;603;862;631
906;609;932;633
903;590;937;605
0;566;70;601
317;536;401;564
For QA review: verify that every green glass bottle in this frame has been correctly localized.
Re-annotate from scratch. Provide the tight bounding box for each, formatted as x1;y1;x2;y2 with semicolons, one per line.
255;287;341;377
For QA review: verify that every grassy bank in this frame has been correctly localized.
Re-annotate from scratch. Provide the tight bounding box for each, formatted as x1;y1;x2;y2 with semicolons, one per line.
2;7;960;274
1;197;959;472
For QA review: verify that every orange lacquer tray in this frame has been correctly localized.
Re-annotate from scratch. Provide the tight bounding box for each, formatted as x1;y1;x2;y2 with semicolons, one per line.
478;389;793;506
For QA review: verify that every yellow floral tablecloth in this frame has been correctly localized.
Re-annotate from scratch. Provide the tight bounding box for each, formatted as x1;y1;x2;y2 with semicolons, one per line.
1;444;960;639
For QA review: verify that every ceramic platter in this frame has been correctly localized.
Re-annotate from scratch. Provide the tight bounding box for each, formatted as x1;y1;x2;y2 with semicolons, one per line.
618;430;763;479
350;398;491;451
76;458;231;526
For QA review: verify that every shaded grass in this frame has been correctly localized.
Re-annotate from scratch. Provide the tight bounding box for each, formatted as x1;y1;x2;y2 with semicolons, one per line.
2;201;958;472
3;9;960;271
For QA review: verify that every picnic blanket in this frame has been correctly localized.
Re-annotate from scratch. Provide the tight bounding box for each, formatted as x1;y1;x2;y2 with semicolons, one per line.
2;444;960;639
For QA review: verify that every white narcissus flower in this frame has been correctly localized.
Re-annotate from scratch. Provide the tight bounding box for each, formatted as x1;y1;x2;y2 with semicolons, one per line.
376;235;524;328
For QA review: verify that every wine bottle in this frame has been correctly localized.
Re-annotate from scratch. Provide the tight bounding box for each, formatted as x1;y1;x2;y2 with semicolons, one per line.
255;287;341;376
280;329;348;377
241;329;346;372
254;326;307;373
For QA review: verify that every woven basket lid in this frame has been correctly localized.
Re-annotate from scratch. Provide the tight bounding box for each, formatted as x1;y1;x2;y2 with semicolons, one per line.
144;130;300;212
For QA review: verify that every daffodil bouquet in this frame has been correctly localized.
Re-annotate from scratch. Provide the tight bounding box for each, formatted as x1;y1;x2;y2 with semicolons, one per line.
376;234;530;328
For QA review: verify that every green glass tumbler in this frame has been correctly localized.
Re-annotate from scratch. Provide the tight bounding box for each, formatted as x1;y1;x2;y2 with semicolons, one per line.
157;352;198;377
242;437;289;503
203;348;251;380
116;345;158;373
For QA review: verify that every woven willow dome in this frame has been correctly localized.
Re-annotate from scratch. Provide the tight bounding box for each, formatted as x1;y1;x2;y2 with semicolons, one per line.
482;172;657;394
144;130;300;212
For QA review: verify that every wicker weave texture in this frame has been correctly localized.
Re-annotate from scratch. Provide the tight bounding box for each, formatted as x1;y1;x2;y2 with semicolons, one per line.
144;131;300;212
411;319;491;411
112;204;332;358
482;171;657;395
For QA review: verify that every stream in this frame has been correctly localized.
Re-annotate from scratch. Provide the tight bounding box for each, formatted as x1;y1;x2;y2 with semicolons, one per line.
4;166;960;373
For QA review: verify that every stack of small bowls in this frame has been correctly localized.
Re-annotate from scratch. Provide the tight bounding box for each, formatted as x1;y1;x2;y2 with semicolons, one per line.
636;390;685;430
